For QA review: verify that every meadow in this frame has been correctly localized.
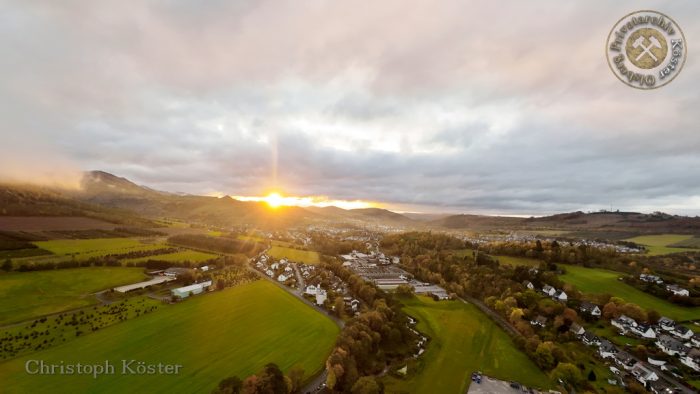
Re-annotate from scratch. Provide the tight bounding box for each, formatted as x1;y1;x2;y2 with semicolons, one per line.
495;255;700;321
382;296;550;393
0;280;339;393
268;245;320;265
560;265;700;321
122;250;217;265
24;238;168;264
624;234;700;255
0;267;147;325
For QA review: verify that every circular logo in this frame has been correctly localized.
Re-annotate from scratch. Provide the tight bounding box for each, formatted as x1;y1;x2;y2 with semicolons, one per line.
606;10;687;89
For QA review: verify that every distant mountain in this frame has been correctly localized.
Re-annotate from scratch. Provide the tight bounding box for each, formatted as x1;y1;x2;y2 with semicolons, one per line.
305;206;413;224
0;182;153;226
431;210;700;235
74;171;316;228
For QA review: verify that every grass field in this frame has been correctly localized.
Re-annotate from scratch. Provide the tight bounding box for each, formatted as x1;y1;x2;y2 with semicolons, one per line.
383;296;550;393
0;268;147;325
122;250;217;265
624;234;700;255
559;265;700;321
268;246;320;265
26;238;167;263
0;280;339;393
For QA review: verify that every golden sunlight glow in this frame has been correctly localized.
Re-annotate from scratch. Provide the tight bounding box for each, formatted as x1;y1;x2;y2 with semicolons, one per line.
264;192;284;209
233;192;377;210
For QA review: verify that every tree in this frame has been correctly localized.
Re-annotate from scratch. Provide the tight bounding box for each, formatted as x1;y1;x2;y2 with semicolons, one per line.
351;377;381;394
287;365;304;393
587;370;596;381
334;296;346;318
550;362;583;387
395;284;414;297
212;376;242;394
1;259;11;272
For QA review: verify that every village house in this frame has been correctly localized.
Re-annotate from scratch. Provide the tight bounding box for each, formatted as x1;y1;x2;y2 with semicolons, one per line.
265;269;274;277
666;284;690;297
656;334;687;356
554;290;568;302
691;333;700;348
315;289;327;306
599;340;617;359
530;315;547;328
630;363;658;386
658;316;676;331
541;285;556;297
613;351;637;370
611;314;637;333
671;324;693;340
569;323;585;336
581;332;601;346
630;323;657;339
640;273;663;284
579;301;601;317
648;380;675;394
523;281;534;290
304;284;318;295
681;349;700;372
277;273;289;282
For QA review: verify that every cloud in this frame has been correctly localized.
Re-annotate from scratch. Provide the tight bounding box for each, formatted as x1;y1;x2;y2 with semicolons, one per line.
1;1;699;215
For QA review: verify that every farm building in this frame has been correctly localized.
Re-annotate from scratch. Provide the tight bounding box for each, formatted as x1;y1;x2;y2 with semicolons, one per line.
114;276;176;293
172;281;212;299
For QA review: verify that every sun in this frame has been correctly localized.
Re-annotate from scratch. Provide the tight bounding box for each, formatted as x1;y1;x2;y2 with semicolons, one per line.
263;192;284;209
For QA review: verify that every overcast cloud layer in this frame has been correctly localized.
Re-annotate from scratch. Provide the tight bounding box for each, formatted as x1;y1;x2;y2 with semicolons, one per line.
2;1;700;215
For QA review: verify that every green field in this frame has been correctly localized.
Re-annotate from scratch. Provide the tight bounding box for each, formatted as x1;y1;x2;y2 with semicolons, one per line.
0;280;339;393
268;246;320;265
383;296;550;393
624;234;700;255
0;267;147;325
29;238;166;262
123;250;217;265
560;265;700;321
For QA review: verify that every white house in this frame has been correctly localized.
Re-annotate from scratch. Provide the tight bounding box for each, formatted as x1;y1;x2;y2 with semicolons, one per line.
316;289;327;306
579;301;601;317
581;332;600;346
666;284;690;297
530;315;547;327
542;285;556;296
270;263;279;270
630;324;657;339
554;290;568;301
599;340;617;359
640;274;663;284
524;281;534;290
630;363;658;385
668;284;690;296
277;274;289;282
671;325;693;340
656;335;687;356
681;349;700;372
265;269;274;277
304;285;318;295
658;316;675;331
569;323;585;336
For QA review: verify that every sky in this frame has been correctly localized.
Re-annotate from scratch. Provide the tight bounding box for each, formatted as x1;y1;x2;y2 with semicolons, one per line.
1;1;700;216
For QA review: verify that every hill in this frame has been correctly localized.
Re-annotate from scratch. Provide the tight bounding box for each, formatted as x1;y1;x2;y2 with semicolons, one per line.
430;211;700;236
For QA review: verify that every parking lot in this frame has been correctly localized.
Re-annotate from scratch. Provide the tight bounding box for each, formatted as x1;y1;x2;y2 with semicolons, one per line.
467;375;543;394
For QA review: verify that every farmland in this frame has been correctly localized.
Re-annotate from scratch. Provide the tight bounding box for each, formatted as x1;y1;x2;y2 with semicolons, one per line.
26;238;167;262
559;265;700;321
494;255;542;267
122;250;217;265
0;280;339;393
382;296;550;393
0;216;117;231
268;245;320;265
624;234;700;255
0;267;147;325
